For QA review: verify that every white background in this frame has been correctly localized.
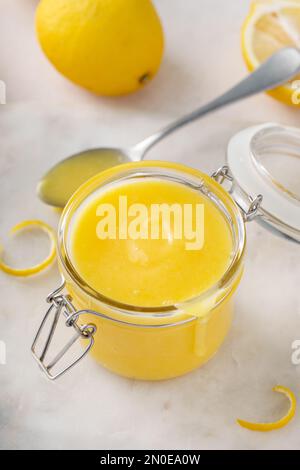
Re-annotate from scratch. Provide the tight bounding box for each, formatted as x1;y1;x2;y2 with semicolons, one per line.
0;0;300;450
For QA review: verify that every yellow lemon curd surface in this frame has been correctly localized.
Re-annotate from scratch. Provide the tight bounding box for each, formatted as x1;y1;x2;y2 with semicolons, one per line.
71;179;233;306
63;162;242;380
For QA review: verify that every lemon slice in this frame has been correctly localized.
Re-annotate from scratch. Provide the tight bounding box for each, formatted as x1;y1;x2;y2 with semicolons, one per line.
242;0;300;105
237;385;297;431
0;220;56;277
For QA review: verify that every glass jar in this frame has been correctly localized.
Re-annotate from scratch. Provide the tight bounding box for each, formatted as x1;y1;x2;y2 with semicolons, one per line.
32;123;300;381
32;161;246;380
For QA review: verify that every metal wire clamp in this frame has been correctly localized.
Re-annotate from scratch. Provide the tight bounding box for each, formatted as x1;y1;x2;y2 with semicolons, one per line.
212;165;263;222
31;281;97;380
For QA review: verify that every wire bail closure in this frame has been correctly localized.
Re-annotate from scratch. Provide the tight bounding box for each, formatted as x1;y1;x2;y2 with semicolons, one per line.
31;281;96;380
212;165;263;222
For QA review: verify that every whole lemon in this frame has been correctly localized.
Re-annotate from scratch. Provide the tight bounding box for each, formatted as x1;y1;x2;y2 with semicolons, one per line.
36;0;164;96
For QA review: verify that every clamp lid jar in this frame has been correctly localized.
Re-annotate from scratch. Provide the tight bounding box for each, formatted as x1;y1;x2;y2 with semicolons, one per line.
32;123;300;381
32;161;246;380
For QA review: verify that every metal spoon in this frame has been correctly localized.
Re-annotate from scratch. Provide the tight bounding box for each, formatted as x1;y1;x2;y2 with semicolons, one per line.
38;47;300;208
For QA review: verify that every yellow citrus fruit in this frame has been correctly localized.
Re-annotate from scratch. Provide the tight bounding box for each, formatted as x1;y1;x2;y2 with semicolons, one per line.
241;0;300;105
237;385;297;432
36;0;164;96
0;220;56;277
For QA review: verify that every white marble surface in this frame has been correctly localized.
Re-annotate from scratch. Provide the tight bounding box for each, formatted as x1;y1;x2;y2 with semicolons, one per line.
0;0;300;450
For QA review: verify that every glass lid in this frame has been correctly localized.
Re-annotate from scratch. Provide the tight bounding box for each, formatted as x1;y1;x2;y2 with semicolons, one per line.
227;123;300;243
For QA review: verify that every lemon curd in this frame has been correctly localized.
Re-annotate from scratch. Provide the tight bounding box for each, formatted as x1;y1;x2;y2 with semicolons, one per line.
70;179;233;307
59;162;245;380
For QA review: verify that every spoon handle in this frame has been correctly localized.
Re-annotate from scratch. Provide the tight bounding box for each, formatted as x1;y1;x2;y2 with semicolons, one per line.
133;47;300;159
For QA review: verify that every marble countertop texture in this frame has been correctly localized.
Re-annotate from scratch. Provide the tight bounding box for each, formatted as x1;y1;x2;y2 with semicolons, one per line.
0;0;300;450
